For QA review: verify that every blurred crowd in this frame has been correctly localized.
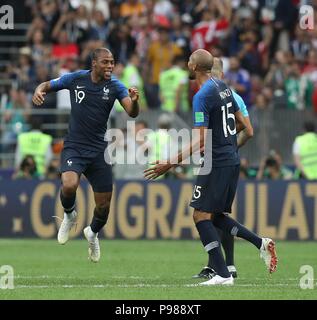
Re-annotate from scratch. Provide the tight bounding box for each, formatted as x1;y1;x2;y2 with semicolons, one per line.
1;0;317;180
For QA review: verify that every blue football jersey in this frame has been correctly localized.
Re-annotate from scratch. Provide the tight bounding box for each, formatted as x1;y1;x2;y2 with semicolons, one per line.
193;77;240;167
232;90;249;117
50;70;128;151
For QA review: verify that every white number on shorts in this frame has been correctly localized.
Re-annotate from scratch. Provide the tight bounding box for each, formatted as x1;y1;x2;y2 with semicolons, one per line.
221;102;236;137
75;89;85;103
193;185;202;199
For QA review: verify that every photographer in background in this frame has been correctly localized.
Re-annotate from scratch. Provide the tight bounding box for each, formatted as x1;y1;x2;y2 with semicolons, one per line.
257;150;293;180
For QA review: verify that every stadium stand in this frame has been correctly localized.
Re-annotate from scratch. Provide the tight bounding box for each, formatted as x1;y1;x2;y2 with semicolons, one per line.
1;0;317;178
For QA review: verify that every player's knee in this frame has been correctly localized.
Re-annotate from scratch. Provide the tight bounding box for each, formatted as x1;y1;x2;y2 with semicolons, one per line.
193;210;213;224
62;180;78;196
193;211;208;224
95;203;110;220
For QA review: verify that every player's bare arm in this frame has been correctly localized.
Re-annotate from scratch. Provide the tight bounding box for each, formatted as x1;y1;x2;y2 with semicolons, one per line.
144;126;207;180
234;110;246;133
120;87;140;118
238;116;254;148
32;81;52;106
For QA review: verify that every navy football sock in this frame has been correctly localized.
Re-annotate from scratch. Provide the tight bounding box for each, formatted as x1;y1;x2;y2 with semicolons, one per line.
196;220;231;278
213;214;262;249
207;228;222;269
208;228;234;268
60;190;76;214
222;232;235;266
90;208;109;233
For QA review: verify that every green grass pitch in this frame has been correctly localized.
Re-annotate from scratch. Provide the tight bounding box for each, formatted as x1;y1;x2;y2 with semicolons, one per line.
0;239;316;300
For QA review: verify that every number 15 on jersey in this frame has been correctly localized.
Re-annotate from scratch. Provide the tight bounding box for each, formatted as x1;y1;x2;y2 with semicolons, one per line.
221;102;236;137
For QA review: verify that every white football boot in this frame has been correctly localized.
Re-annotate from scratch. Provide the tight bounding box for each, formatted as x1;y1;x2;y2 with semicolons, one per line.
83;226;100;263
260;238;278;273
57;211;77;245
199;275;234;286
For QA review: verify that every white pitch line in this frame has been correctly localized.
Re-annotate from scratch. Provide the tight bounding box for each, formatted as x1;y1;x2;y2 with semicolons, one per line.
8;283;303;289
14;275;303;281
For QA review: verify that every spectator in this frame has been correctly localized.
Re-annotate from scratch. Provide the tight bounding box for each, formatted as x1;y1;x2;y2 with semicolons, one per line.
291;26;312;64
26;16;47;43
52;30;79;67
191;5;230;53
237;30;262;75
225;56;252;106
258;0;297;55
30;64;57;128
264;50;290;108
293;121;317;179
107;24;136;65
285;62;314;110
1;89;30;154
14;47;35;94
257;152;293;180
302;50;317;86
38;0;60;42
89;10;109;41
52;8;89;45
29;30;50;66
252;92;271;111
159;55;189;113
153;0;175;21
15;117;53;178
120;0;146;18
121;53;147;110
129;12;159;62
74;0;110;21
12;155;39;180
170;14;192;59
229;3;258;57
1;0;317;173
145;26;182;108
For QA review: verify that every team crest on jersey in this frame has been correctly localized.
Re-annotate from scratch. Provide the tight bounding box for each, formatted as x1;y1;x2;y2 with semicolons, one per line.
102;87;110;100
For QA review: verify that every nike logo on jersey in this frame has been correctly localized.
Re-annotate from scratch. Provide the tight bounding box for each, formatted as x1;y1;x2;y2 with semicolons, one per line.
76;85;85;89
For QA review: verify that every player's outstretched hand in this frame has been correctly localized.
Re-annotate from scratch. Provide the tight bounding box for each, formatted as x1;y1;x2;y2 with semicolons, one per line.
128;87;139;102
32;90;46;106
144;161;173;180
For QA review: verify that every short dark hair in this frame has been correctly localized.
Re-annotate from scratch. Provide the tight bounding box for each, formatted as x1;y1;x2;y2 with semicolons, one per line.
30;117;42;130
91;48;112;61
304;121;315;132
172;55;185;65
20;155;36;170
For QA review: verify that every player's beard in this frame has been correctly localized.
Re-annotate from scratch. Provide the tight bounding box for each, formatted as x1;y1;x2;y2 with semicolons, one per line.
189;70;196;80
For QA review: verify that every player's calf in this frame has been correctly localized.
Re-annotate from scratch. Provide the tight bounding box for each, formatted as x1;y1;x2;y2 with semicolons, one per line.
90;206;109;234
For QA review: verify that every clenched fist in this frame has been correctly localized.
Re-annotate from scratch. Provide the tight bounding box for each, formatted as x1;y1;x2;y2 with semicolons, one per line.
128;87;139;102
